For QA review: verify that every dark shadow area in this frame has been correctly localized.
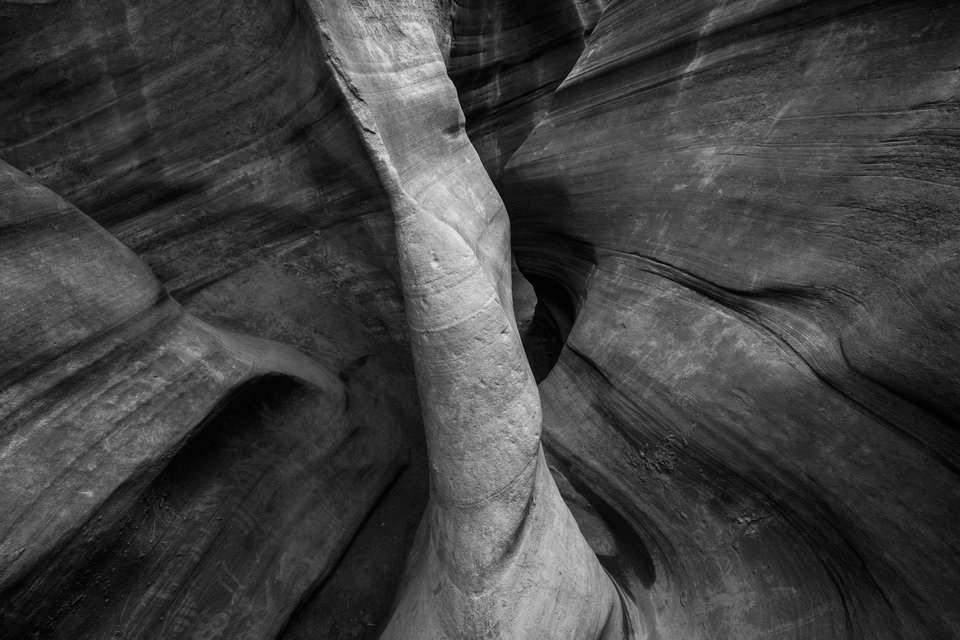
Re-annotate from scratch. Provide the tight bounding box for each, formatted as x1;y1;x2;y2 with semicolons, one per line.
277;354;429;640
0;373;403;640
276;457;428;640
520;274;579;382
503;177;596;382
545;445;657;591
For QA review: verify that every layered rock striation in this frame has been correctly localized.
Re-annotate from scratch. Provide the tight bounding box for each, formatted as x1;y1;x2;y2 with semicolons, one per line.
0;160;406;639
497;2;960;638
1;0;960;639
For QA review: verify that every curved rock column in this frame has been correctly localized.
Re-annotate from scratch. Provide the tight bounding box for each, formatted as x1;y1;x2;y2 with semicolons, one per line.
303;0;642;637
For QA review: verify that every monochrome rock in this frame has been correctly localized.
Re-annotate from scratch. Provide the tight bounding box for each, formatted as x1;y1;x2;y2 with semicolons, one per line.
1;1;958;639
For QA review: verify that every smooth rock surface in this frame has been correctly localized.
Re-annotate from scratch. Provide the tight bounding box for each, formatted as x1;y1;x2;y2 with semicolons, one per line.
0;160;405;638
446;0;603;180
500;1;960;638
309;1;639;636
2;1;960;639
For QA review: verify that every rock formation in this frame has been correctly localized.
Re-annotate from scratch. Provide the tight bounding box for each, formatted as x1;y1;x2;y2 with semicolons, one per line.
1;1;959;639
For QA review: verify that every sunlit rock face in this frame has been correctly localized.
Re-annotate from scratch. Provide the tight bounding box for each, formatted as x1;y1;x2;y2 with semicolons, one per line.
2;0;960;639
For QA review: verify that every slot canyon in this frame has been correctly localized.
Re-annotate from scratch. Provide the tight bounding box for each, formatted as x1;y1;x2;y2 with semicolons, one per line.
1;1;959;638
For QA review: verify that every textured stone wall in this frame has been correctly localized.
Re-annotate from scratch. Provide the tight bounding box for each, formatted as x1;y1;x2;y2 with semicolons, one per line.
497;2;960;638
2;0;959;638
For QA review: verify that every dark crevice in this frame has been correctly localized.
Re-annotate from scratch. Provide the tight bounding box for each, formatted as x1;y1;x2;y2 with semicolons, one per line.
548;449;657;591
518;274;578;382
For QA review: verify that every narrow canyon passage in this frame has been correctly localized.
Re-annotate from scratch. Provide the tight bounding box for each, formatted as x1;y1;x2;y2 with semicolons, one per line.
1;1;959;639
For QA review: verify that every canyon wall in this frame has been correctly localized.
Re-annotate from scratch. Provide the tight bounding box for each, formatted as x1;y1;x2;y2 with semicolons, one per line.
2;0;959;639
494;2;960;638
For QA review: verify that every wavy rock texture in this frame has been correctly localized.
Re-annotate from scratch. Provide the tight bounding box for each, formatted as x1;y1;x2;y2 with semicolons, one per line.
0;160;407;639
446;0;606;181
2;0;960;639
496;1;960;639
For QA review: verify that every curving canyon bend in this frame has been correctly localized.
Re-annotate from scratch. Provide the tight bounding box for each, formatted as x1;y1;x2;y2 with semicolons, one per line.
1;1;959;639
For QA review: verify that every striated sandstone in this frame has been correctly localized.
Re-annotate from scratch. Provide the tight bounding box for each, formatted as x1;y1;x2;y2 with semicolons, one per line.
1;1;960;639
0;160;408;638
500;1;960;638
